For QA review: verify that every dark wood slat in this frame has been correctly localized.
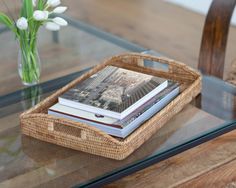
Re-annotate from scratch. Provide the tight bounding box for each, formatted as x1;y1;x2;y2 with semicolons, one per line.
198;0;236;78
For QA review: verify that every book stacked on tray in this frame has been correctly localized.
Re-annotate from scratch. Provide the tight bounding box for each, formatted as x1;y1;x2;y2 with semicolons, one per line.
48;66;179;138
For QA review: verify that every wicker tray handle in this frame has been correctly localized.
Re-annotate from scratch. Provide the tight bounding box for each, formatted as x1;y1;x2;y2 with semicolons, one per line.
21;113;123;144
108;53;199;82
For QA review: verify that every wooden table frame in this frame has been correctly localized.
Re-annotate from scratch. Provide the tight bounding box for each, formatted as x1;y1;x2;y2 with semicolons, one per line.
199;0;236;78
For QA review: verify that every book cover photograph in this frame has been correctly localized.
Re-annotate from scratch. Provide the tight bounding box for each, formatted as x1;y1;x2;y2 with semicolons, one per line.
59;66;167;115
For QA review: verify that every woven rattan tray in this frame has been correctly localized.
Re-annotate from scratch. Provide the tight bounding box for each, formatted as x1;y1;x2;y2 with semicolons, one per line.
20;53;201;160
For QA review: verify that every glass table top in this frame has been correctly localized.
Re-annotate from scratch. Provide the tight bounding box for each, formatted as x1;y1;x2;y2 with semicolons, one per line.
1;16;236;188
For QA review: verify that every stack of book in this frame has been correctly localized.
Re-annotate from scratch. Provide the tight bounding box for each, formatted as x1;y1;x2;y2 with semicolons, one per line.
48;66;179;138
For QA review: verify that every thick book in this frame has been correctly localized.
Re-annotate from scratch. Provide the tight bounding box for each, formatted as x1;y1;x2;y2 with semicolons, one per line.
59;66;168;119
49;82;179;138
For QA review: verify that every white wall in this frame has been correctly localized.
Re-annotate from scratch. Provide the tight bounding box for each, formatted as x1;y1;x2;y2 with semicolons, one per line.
166;0;236;26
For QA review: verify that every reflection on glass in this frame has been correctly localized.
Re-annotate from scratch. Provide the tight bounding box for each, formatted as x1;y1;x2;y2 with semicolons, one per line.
20;85;42;110
201;76;236;120
0;129;22;178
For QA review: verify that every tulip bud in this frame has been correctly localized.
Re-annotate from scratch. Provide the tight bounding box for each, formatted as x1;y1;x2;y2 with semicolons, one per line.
16;17;28;30
52;17;68;26
47;0;61;7
45;22;60;31
52;6;68;14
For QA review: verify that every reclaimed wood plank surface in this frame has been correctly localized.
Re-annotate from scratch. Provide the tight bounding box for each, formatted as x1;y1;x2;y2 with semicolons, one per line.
177;159;236;188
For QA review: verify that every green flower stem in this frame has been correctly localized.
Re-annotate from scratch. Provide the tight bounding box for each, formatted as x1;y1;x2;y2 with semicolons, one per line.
19;36;40;84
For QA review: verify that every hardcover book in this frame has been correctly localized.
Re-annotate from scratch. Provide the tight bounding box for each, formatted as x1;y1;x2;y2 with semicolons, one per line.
50;82;179;138
59;66;168;119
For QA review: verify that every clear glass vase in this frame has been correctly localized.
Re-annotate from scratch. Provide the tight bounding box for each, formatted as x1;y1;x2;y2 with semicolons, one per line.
18;38;41;86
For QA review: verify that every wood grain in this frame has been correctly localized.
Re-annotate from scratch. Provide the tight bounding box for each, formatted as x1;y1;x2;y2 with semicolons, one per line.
105;130;236;188
198;0;236;78
176;159;236;188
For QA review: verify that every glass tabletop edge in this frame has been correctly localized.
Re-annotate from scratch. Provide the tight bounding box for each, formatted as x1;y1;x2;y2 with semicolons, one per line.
77;121;236;188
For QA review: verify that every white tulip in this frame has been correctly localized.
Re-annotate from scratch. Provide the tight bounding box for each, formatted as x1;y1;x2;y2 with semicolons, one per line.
16;17;28;30
52;6;68;14
32;0;37;7
33;10;49;21
52;17;68;26
45;22;60;31
47;0;61;7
